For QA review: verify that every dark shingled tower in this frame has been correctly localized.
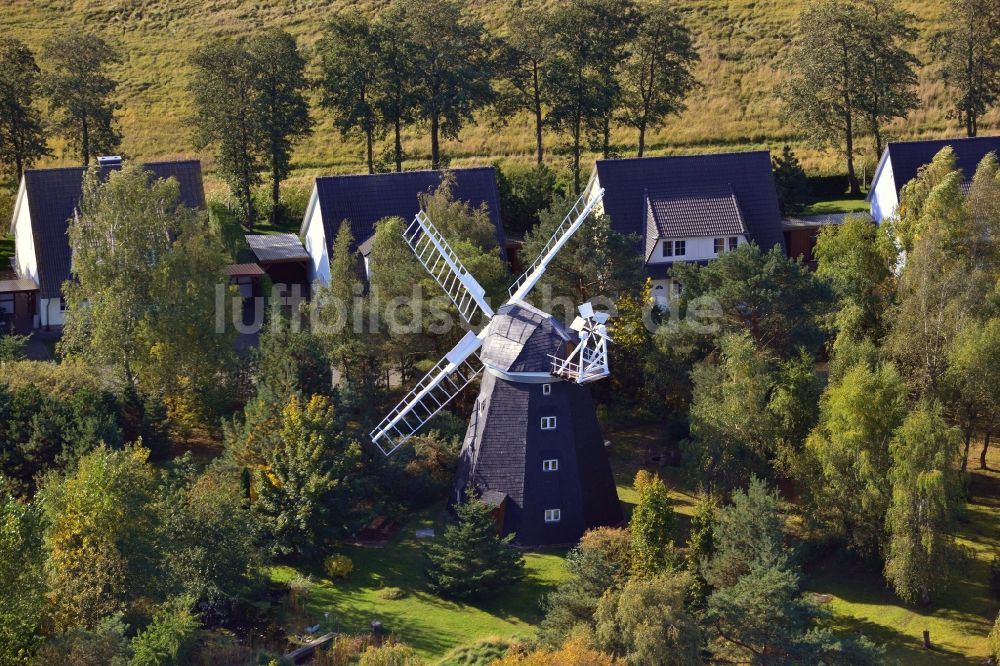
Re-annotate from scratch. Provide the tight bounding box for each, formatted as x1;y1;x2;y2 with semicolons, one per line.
453;301;622;546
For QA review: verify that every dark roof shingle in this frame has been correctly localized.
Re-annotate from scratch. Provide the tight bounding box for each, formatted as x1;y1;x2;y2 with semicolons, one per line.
311;167;506;258
22;160;205;299
594;151;785;255
881;136;1000;196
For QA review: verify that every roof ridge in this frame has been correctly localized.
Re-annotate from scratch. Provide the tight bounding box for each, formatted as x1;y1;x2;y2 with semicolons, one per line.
888;135;1000;147
314;166;493;182
597;149;770;166
24;159;201;175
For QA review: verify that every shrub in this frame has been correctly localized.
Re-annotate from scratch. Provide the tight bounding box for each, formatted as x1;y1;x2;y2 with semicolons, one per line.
379;586;405;600
357;643;423;666
438;638;513;666
990;612;1000;662
324;554;354;580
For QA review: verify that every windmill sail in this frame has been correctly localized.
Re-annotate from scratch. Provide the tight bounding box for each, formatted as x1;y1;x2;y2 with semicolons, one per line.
507;187;605;302
405;211;495;325
369;330;484;455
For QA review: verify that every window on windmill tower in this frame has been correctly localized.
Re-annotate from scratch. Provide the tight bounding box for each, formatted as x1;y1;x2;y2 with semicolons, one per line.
540;416;557;430
544;508;561;523
542;383;551;395
542;458;559;472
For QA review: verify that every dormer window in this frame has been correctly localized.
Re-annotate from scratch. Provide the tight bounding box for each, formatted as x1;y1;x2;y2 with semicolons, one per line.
728;236;739;250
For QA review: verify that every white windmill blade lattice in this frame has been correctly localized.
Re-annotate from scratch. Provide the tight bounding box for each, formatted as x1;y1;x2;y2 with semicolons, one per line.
369;330;484;456
404;210;495;325
507;187;605;302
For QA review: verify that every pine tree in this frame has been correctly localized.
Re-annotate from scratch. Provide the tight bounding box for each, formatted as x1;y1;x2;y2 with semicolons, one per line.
425;492;525;599
772;146;810;216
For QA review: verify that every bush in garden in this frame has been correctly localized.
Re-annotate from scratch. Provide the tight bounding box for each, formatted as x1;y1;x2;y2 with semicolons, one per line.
324;554;354;580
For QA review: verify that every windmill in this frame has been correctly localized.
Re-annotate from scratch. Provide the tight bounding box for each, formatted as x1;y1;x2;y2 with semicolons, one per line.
370;188;623;546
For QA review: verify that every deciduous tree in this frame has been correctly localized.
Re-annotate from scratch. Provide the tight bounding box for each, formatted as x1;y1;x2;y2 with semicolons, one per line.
628;470;676;576
189;39;263;226
933;0;1000;137
0;38;49;179
621;0;697;157
318;13;382;174
855;0;919;156
495;3;554;164
783;0;866;194
41;31;120;165
884;405;962;604
400;0;493;169
249;29;312;225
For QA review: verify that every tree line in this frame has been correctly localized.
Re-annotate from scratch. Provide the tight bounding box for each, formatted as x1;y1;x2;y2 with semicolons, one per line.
783;0;1000;194
0;0;698;227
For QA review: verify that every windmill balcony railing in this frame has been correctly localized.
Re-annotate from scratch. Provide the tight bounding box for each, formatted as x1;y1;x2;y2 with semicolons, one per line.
548;351;609;383
508;190;591;298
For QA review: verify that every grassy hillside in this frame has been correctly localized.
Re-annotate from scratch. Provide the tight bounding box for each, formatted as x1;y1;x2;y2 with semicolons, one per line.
0;0;984;191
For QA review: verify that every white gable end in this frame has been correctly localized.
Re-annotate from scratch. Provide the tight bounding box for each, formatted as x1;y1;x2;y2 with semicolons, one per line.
11;178;38;284
869;153;898;225
301;185;330;286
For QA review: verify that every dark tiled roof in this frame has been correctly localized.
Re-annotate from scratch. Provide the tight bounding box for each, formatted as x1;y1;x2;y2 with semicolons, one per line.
223;263;266;277
311;167;506;258
246;233;310;264
22;160;205;299
480;301;573;374
644;186;748;260
878;136;1000;197
594;151;786;257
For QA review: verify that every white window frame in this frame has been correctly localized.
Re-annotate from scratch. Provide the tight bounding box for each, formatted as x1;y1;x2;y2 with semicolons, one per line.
542;383;552;396
714;237;725;254
674;240;686;256
542;458;559;472
544;508;561;523
661;240;674;258
728;236;739;250
540;416;557;430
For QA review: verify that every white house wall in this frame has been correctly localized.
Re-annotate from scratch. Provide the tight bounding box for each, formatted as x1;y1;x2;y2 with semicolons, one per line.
301;186;331;285
869;157;898;224
646;235;745;264
40;298;64;328
11;179;38;285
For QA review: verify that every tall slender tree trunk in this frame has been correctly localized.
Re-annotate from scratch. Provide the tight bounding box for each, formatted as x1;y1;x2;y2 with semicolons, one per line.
962;429;973;472
602;115;611;159
394;117;403;172
271;154;281;226
365;129;374;174
82;117;90;166
981;423;994;470
637;122;646;157
841;47;860;196
430;113;440;169
533;62;543;165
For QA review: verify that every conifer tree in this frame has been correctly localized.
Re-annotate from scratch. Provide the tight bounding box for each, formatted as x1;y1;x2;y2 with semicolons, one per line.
0;38;50;178
629;470;676;577
425;491;525;599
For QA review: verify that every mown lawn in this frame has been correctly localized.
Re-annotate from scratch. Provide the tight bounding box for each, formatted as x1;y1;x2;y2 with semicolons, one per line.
801;196;871;216
270;504;569;662
608;421;1000;664
806;448;1000;665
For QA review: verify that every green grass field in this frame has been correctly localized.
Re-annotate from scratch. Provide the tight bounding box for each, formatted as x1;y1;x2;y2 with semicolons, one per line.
270;505;569;662
0;0;987;187
802;196;872;216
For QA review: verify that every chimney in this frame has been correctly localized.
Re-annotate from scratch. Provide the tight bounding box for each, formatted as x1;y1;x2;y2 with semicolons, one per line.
97;155;123;167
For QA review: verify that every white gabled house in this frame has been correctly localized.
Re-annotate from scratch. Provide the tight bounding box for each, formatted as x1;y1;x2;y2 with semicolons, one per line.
868;136;1000;224
300;167;506;289
3;158;205;332
584;151;786;303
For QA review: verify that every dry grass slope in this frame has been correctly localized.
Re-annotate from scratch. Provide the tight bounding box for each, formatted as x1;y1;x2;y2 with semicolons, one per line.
0;0;988;187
